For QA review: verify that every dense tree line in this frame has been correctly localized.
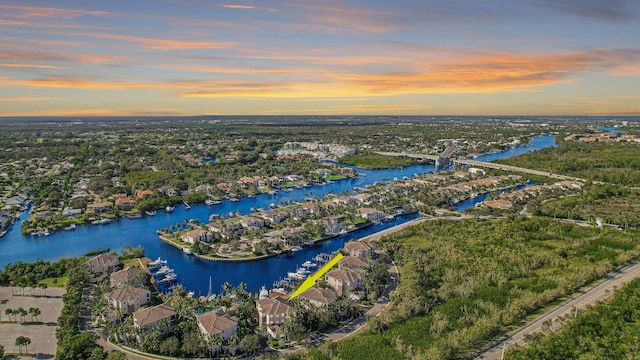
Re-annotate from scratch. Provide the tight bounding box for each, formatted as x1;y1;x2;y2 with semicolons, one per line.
55;262;105;359
497;139;640;186
508;277;640;359
0;258;80;287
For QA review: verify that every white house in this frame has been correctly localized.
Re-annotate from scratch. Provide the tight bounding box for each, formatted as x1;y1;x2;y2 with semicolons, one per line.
181;229;208;244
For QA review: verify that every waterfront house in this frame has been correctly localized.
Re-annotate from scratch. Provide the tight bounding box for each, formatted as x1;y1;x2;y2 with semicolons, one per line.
240;216;265;230
358;207;385;222
112;193;128;200
105;287;151;315
297;287;337;307
158;186;177;197
110;267;144;288
483;199;513;209
287;206;305;219
85;253;119;282
136;189;154;199
255;298;295;327
326;268;363;297
115;198;137;210
262;210;287;223
302;203;320;215
216;182;232;193
62;207;82;218
208;222;242;238
351;193;372;204
133;303;177;334
239;176;256;187
86;201;113;215
344;241;373;259
196;310;238;341
181;229;209;244
321;217;342;234
268;176;281;186
254;176;267;188
338;256;369;271
333;196;354;205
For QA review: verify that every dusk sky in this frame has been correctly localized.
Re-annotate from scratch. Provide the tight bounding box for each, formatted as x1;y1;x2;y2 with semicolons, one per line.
1;0;639;116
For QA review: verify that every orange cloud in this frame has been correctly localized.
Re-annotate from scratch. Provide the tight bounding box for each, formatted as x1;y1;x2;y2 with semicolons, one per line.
0;51;132;64
584;109;640;115
0;107;188;117
0;4;113;19
560;101;617;106
221;5;255;9
68;32;242;50
0;19;101;30
292;3;405;33
2;48;638;100
0;97;59;101
220;4;278;12
0;63;64;69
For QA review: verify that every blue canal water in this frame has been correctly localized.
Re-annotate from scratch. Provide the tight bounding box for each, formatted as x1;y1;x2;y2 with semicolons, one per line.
0;135;556;295
597;127;627;135
454;181;535;212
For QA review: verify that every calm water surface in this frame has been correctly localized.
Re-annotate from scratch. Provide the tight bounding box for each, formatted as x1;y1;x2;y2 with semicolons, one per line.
0;135;556;295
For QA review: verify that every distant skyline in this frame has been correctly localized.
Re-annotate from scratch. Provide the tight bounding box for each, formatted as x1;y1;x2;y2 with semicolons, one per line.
1;0;639;116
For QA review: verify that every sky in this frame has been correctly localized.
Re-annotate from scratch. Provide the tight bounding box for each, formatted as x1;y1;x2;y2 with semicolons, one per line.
0;0;639;116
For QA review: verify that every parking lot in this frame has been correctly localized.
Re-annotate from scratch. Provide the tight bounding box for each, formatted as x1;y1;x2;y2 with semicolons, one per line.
0;286;65;359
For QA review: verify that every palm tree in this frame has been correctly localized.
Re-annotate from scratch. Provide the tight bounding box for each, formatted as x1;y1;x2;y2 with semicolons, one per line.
4;308;13;322
221;281;230;296
29;307;41;322
17;307;27;323
15;336;30;354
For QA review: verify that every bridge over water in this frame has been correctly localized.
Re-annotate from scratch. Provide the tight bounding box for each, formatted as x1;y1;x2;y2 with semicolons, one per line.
375;151;583;181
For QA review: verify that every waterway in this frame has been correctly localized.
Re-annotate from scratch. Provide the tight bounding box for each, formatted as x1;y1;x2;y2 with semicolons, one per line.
0;135;556;295
597;127;627;135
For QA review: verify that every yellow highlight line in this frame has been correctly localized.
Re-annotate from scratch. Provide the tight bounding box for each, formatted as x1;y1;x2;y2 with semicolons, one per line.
289;253;344;300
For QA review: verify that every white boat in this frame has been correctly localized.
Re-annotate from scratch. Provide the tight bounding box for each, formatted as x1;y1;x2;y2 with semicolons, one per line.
166;206;175;212
183;248;193;255
229;197;240;202
126;213;142;219
92;218;112;225
183;201;191;209
268;189;278;195
145;210;157;216
301;261;317;268
43;228;50;236
290;246;303;252
148;257;168;270
64;224;76;231
205;199;215;205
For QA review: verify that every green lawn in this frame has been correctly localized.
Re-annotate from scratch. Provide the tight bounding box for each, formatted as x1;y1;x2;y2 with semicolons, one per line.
38;276;68;288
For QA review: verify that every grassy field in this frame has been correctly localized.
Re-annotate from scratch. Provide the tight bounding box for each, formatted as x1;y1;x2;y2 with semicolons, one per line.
331;217;640;359
38;276;68;288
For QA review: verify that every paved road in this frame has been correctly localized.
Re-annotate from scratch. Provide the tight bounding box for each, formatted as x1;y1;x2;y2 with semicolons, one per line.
478;259;640;359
